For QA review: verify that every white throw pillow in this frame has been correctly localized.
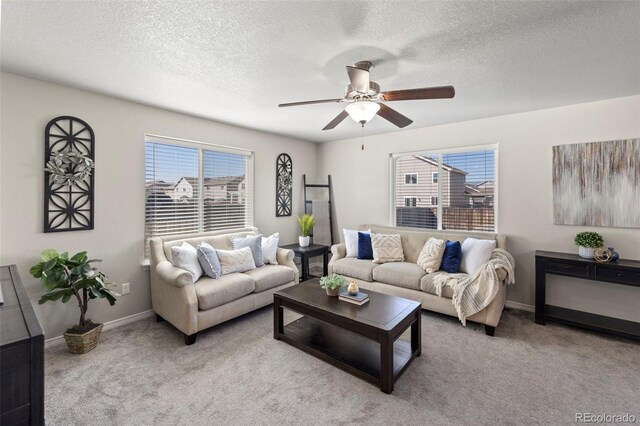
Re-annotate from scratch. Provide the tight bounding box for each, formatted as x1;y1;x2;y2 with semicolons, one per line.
371;233;404;264
417;238;446;273
171;242;203;283
216;246;257;275
460;238;496;274
343;228;371;258
262;233;280;265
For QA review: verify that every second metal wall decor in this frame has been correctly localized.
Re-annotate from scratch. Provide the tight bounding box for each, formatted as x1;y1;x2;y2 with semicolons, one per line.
44;116;95;232
276;153;292;217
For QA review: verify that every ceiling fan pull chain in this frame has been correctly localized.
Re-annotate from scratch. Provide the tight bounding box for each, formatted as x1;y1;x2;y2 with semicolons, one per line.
361;125;365;151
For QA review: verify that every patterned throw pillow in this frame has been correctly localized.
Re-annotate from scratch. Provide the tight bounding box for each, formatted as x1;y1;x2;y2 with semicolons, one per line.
231;234;264;267
371;234;404;264
171;242;203;282
197;242;222;279
417;238;446;273
216;247;257;275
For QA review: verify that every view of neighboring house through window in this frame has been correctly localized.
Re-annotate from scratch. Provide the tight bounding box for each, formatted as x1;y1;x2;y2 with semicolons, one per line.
391;146;496;232
144;136;253;255
404;173;418;184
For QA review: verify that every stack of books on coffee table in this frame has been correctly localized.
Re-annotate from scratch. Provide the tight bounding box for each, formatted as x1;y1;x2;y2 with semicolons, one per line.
338;289;369;305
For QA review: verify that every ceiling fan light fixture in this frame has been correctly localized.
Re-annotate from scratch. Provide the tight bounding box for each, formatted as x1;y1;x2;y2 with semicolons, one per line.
345;101;380;124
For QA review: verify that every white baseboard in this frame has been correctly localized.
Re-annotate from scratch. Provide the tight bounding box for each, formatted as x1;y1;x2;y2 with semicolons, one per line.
505;300;535;312
45;310;155;349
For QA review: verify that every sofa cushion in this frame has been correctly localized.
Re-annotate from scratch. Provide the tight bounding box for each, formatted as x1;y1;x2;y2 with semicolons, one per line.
171;242;203;282
372;262;427;291
420;271;454;298
195;274;255;310
244;265;294;293
440;240;462;273
357;232;373;260
331;258;379;282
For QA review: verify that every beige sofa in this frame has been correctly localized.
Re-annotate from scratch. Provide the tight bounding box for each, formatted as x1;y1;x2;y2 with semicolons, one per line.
328;224;509;336
149;227;298;345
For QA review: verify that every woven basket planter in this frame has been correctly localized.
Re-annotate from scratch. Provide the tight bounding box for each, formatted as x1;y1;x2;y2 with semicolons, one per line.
64;323;103;354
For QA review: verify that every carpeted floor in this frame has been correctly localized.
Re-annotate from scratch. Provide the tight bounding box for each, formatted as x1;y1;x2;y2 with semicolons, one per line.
44;308;639;426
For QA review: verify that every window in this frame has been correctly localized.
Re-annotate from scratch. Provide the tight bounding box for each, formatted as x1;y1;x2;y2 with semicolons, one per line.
145;135;254;254
404;197;417;207
391;146;497;232
404;173;418;184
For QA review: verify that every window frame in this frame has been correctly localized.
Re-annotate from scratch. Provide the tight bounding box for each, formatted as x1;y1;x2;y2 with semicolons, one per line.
432;172;438;184
389;144;498;233
144;134;255;255
404;173;418;185
404;196;417;207
430;196;438;206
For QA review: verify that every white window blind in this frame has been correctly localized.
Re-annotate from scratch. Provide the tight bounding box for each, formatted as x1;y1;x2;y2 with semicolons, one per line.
145;136;253;254
391;146;496;232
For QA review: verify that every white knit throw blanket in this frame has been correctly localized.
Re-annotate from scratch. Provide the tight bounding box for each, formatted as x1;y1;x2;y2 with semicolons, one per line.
432;248;516;325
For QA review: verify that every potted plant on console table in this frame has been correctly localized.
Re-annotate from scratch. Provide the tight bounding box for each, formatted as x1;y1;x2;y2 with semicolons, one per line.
296;213;316;247
574;231;604;259
30;249;117;354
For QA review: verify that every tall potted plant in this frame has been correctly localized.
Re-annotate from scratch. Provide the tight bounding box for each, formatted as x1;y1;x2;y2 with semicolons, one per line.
296;214;316;247
30;249;116;354
574;231;604;259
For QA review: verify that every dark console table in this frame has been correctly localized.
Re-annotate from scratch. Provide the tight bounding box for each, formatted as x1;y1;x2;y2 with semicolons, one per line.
280;243;329;282
535;251;640;340
1;265;45;425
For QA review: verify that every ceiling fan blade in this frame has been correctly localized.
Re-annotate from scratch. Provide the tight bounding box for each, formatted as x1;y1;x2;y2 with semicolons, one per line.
278;98;342;107
346;66;370;93
322;110;350;131
377;104;413;128
381;85;455;102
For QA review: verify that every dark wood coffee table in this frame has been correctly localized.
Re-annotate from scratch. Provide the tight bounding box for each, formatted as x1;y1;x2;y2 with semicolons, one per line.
273;279;421;394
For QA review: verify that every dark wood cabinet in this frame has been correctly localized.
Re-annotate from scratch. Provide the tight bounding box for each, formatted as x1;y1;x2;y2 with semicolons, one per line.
535;251;640;340
1;265;44;425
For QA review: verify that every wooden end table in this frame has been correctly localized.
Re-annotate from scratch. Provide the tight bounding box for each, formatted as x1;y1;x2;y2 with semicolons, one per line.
280;243;329;282
274;279;422;394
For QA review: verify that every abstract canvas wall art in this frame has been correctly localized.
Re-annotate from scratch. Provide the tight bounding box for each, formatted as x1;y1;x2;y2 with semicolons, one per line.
553;139;640;228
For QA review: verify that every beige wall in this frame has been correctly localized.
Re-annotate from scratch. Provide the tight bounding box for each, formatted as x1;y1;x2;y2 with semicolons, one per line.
0;72;317;338
318;95;640;321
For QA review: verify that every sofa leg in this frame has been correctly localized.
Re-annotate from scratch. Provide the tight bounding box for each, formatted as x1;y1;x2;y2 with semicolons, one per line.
155;314;165;323
184;332;198;346
484;325;496;337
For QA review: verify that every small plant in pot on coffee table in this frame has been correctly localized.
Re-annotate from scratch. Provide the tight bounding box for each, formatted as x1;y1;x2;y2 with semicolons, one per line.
30;249;117;354
319;274;346;296
574;231;604;259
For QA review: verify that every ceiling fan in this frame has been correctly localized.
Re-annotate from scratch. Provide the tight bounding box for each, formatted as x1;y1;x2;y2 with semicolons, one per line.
278;61;455;131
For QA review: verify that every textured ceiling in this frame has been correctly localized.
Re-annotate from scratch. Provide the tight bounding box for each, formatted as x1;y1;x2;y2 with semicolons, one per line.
2;1;639;143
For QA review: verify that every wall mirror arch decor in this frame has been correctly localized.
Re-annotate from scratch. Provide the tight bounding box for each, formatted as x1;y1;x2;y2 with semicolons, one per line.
276;153;293;217
44;116;95;232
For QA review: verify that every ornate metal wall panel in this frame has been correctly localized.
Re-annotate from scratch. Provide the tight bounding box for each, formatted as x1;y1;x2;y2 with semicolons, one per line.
276;153;292;217
44;116;95;232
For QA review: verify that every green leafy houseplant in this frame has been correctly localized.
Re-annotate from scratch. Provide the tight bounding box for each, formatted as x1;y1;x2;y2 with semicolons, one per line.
319;274;346;296
30;249;116;337
296;214;316;237
574;231;604;248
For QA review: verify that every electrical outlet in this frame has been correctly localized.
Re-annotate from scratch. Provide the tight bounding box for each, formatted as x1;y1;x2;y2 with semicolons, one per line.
121;282;130;295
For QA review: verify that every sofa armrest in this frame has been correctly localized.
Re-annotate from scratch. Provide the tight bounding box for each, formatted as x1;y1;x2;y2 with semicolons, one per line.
276;248;299;283
328;243;346;275
156;261;193;287
331;243;346;259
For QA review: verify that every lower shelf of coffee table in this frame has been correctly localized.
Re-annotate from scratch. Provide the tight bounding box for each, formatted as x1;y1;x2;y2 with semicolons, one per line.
281;316;412;384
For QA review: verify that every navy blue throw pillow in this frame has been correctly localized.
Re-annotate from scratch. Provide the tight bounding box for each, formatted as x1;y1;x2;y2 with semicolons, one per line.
440;240;462;273
357;232;373;260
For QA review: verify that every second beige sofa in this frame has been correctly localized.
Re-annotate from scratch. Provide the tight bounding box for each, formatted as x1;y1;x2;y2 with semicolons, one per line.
328;224;510;336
